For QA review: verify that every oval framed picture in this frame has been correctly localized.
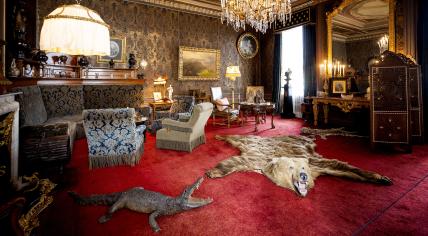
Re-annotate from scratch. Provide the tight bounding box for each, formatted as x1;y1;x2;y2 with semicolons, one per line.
237;32;259;59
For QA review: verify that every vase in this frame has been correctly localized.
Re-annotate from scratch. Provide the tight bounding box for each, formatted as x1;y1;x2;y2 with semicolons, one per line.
78;56;89;68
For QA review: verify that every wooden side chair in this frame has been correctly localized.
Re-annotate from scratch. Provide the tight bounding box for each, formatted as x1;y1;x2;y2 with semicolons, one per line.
210;87;239;128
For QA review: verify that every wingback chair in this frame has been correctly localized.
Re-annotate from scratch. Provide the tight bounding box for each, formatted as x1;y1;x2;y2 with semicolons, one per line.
155;95;195;121
83;108;145;169
156;102;213;152
210;87;239;128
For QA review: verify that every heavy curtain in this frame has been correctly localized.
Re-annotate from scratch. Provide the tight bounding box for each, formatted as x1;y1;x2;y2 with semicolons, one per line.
417;0;428;136
303;24;317;97
272;33;282;113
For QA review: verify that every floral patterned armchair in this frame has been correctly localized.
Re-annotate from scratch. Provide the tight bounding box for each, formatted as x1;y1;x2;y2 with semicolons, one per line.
83;108;145;169
155;95;195;121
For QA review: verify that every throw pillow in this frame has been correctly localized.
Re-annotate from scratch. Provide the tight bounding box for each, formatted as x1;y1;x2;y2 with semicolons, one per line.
215;98;229;111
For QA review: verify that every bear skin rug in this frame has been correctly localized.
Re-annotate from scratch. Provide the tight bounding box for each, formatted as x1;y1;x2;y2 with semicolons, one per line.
206;135;392;197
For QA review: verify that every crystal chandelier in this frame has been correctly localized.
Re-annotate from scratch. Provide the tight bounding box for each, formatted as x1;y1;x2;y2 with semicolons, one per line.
220;0;292;33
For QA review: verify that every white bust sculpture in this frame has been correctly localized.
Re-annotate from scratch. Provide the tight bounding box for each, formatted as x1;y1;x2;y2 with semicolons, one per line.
167;84;174;100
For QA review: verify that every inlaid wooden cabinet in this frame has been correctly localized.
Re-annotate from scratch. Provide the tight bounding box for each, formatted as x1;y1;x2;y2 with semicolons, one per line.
370;51;423;151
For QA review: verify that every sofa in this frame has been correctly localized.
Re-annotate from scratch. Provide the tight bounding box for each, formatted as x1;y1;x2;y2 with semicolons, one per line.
12;85;151;173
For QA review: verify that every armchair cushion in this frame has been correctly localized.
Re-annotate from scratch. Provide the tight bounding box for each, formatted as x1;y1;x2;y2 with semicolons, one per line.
162;119;193;133
215;97;229;111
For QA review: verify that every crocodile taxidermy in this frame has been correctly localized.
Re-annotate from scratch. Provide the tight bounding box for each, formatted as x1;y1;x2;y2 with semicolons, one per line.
69;177;212;232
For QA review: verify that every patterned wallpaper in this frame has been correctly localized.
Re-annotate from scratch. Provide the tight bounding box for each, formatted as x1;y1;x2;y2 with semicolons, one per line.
345;38;379;76
36;0;260;98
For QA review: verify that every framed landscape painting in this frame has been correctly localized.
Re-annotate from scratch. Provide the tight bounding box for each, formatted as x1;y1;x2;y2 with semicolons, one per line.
178;47;220;81
97;37;126;63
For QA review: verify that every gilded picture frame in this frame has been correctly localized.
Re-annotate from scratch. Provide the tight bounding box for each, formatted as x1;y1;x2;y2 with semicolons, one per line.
326;0;396;66
237;32;259;59
178;46;221;81
97;37;126;63
331;79;347;94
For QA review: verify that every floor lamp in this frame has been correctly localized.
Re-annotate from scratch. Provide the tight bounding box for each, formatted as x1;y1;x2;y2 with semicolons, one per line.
225;66;241;109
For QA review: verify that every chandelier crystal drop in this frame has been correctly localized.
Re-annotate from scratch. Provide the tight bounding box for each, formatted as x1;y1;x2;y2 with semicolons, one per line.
220;0;292;33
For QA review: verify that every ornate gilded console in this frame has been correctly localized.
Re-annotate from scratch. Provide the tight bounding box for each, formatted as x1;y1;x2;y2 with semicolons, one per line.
312;97;369;126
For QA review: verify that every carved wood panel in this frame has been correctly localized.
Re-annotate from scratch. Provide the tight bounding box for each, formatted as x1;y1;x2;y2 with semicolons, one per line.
373;113;409;143
371;66;407;111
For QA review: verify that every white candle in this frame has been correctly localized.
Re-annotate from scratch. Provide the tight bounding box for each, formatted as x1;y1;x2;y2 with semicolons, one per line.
324;60;327;78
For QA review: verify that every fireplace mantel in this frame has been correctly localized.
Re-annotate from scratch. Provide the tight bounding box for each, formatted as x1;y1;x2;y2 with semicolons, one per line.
0;92;23;189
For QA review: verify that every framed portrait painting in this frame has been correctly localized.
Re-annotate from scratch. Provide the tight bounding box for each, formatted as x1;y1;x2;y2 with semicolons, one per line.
237;32;259;59
178;46;220;81
97;37;126;63
331;79;347;94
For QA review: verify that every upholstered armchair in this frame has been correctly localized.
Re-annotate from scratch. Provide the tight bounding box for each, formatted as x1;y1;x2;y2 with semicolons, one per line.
210;87;239;128
83;108;145;169
155;95;195;121
156;102;213;152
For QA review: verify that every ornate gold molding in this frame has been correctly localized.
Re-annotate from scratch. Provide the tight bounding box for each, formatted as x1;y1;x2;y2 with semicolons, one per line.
18;177;56;236
129;0;221;17
0;111;14;148
128;0;316;19
327;0;396;69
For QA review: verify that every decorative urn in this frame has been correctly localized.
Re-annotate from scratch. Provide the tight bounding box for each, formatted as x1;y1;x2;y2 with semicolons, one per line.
78;56;90;68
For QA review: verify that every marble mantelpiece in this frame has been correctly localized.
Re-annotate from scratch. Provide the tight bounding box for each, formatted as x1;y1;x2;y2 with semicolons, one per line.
0;92;23;189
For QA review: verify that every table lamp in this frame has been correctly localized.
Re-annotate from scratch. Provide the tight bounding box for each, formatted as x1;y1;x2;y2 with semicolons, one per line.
225;66;241;108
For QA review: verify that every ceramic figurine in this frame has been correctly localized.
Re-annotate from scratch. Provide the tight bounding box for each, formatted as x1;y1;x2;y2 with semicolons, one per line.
9;59;20;77
167;84;174;100
23;64;32;77
128;53;136;69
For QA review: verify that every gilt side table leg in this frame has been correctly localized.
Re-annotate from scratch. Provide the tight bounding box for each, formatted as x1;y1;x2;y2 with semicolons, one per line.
271;110;275;129
323;104;329;125
313;103;319;126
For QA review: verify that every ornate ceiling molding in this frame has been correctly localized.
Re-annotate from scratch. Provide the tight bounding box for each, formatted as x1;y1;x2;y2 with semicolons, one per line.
127;0;313;18
127;0;220;17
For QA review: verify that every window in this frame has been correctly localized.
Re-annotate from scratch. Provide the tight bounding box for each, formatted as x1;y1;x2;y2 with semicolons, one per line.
281;26;304;117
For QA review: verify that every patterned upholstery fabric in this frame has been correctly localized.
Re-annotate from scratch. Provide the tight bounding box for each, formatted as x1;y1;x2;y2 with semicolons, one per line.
83;85;145;109
12;86;48;126
155;95;195;120
156;102;213;152
40;85;84;118
83;108;145;169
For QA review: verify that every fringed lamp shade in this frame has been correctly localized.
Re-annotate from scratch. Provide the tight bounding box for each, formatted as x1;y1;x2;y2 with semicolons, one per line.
40;4;110;56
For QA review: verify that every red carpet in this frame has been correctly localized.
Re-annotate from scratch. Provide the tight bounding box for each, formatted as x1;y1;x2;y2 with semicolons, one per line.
40;117;428;235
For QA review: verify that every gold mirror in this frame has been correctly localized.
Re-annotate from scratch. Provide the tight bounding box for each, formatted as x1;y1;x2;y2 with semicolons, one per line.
327;0;395;72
